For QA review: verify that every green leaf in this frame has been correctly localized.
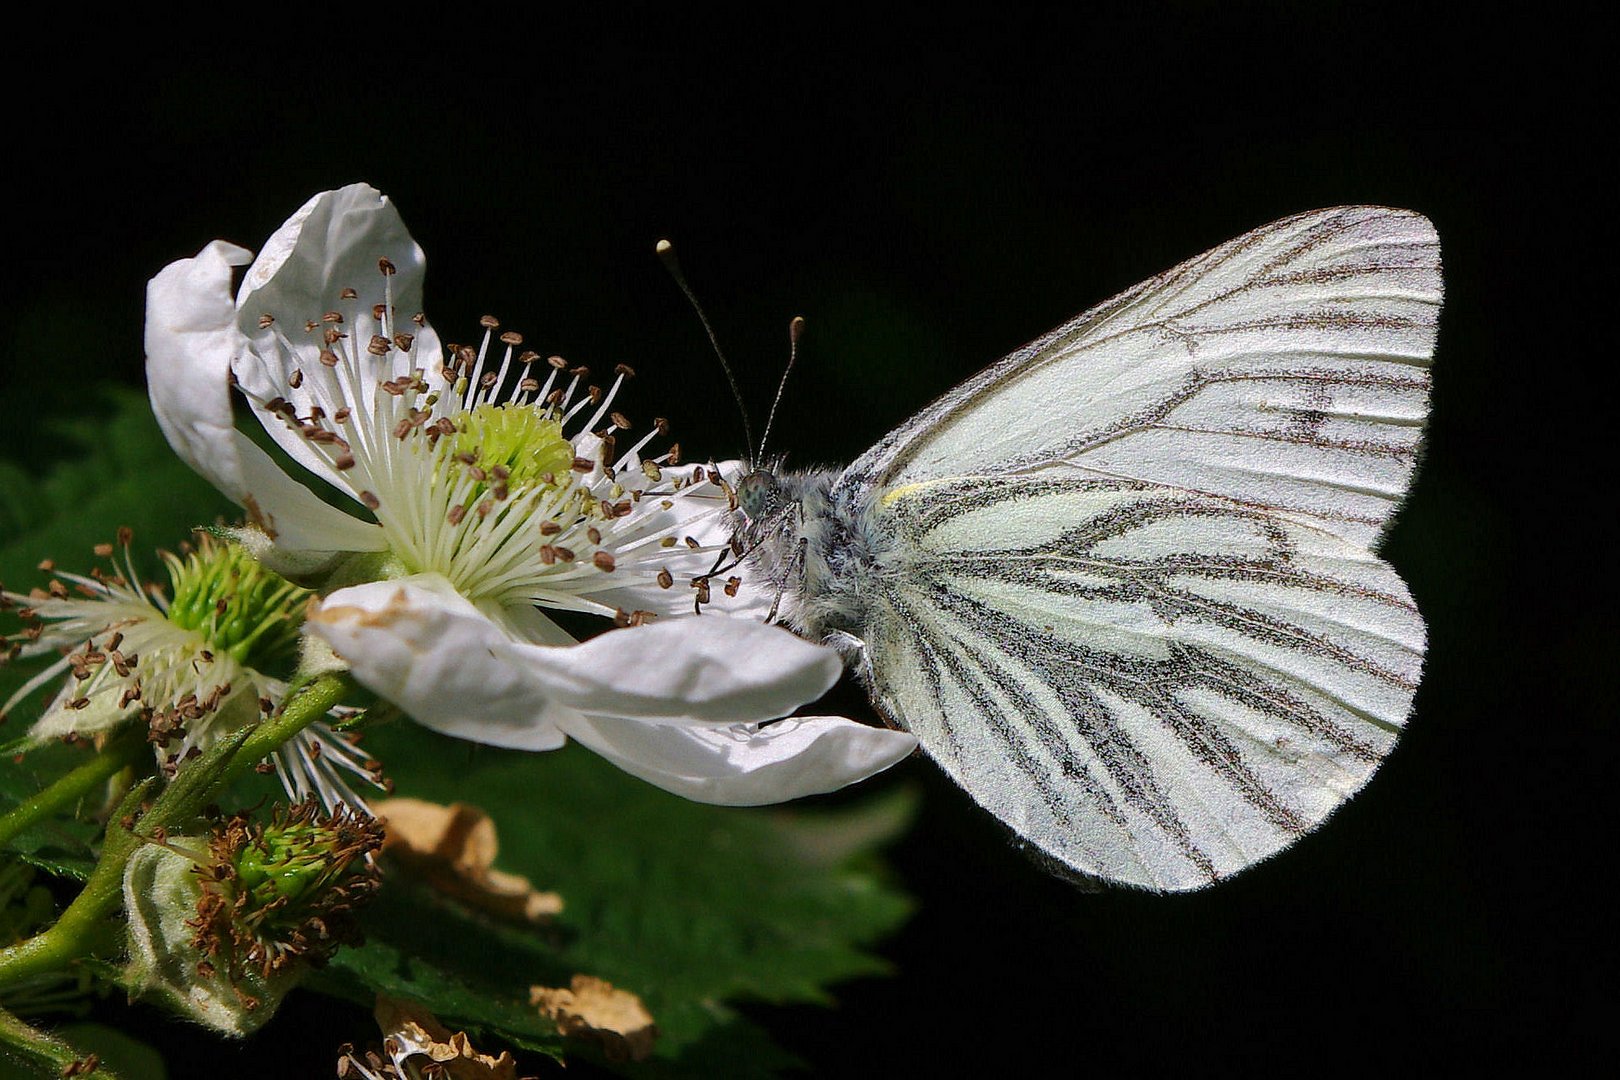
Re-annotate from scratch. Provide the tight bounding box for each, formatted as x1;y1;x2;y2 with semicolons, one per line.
0;744;105;881
320;722;916;1074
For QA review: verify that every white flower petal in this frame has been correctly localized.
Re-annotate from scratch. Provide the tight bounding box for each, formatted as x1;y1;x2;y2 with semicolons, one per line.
230;183;445;498
144;240;386;553
497;615;841;726
308;575;568;751
557;712;917;806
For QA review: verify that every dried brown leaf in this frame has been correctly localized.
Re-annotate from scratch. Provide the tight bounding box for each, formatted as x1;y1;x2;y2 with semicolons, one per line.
374;995;531;1079
530;975;658;1063
376;798;563;923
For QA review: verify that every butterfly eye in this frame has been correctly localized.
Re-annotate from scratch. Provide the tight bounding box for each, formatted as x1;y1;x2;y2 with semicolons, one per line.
736;471;782;520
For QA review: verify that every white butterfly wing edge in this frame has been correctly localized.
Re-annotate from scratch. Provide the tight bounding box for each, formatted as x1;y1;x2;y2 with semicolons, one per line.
835;207;1440;891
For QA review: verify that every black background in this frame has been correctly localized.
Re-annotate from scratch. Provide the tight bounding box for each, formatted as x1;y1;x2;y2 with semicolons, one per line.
0;8;1602;1075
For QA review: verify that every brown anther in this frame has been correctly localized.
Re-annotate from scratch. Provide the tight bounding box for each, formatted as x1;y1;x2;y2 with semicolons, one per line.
117;526;133;547
254;761;275;775
572;456;594;473
693;578;711;604
368;335;391;356
372;303;387;321
615;363;636;378
305;320;319;333
319;349;341;368
36;558;55;572
393;332;415;352
360;491;380;510
412;313;426;326
323;327;344;346
610;411;631;430
588;385;603;405
539;521;560;536
476;499;494;518
289;368;305;389
456;345;477;369
593;551;616;572
547;355;569;370
339;287;359;301
48;580;68;599
492;482;509;500
500;331;523;346
586;526;602;545
553;546;576;562
724;577;741;597
92;542;114;557
656;568;673;589
667;443;682;466
469;466;487;482
479;315;501;329
538;545;556;565
684;536;700;550
447;504;466;525
378;256;397;275
323;310;345;323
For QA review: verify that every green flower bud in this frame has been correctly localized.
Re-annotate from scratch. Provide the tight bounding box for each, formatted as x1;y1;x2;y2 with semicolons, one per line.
123;800;382;1036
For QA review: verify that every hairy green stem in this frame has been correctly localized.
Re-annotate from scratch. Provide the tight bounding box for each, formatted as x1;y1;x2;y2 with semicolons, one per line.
0;1003;123;1080
225;672;352;787
0;672;352;992
0;731;145;852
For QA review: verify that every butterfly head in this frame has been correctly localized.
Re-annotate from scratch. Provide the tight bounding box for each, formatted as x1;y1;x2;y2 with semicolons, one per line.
735;468;785;522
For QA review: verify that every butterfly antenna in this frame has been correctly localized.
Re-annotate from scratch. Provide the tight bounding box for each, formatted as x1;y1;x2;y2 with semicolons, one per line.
757;315;804;462
655;239;755;462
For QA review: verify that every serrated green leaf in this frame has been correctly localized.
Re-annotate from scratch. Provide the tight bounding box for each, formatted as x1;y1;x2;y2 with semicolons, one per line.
320;722;916;1074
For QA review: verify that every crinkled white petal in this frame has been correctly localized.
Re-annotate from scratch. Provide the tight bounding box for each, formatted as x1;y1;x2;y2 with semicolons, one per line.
307;574;568;751
230;184;444;494
557;711;918;806
145;240;385;552
496;615;841;726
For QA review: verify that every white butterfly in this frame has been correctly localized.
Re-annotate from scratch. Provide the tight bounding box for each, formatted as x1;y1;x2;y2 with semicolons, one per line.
732;207;1442;891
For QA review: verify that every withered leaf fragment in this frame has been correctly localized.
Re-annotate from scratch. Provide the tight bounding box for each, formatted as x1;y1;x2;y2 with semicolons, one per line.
372;995;532;1079
375;798;562;922
531;975;657;1063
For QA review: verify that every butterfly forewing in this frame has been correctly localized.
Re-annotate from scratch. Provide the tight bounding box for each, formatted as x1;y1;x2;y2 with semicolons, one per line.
836;206;1441;548
859;477;1424;890
812;206;1440;890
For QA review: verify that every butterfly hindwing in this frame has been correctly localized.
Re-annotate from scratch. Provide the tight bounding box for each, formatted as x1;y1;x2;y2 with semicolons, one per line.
856;476;1423;890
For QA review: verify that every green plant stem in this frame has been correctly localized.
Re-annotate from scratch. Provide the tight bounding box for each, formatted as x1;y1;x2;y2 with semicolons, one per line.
0;1003;123;1080
0;672;352;993
0;731;145;852
226;672;351;786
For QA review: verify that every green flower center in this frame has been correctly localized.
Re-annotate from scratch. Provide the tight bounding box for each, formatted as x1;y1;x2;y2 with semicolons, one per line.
450;403;575;492
164;539;309;671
